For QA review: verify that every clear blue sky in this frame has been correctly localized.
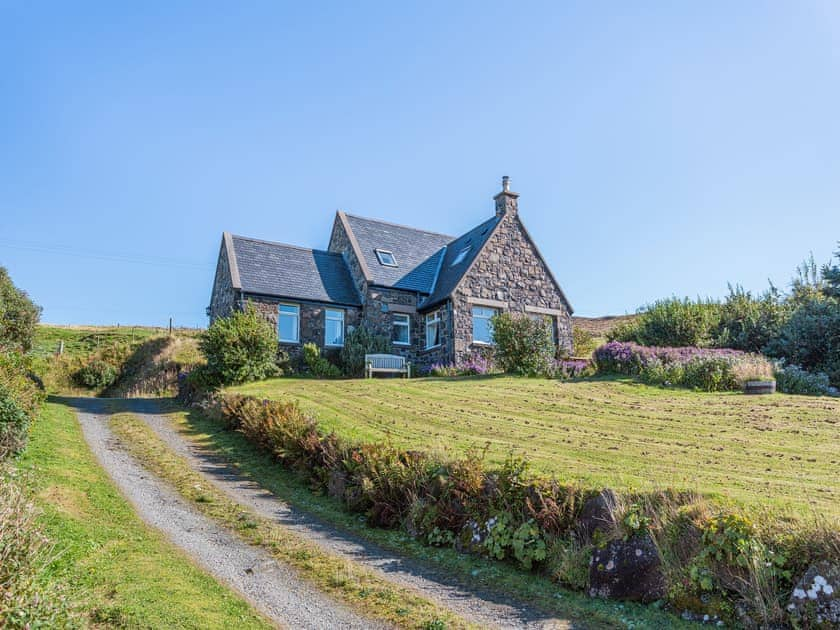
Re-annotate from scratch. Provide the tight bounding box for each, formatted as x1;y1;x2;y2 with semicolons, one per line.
2;2;839;327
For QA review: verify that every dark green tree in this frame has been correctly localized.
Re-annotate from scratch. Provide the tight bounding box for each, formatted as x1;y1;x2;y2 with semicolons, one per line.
0;267;41;354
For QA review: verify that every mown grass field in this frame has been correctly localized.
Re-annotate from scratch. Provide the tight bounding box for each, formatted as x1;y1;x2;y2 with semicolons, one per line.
229;376;840;518
31;324;201;359
19;402;271;628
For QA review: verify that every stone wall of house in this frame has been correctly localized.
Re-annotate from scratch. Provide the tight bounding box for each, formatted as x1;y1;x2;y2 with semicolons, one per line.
209;238;237;323
328;216;367;301
245;295;361;362
450;211;573;365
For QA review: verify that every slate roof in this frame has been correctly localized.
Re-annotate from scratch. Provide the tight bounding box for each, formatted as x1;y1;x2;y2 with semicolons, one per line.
420;215;500;308
343;214;453;293
229;235;361;306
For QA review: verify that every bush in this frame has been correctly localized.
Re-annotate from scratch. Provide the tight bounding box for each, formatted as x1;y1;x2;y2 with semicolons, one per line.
339;325;390;377
594;341;773;392
302;343;342;378
611;297;721;348
491;313;554;376
571;327;598;357
73;358;119;389
0;267;41;354
715;285;789;353
426;354;494;377
774;364;837;396
0;353;44;460
0;469;74;627
766;297;840;387
198;305;279;387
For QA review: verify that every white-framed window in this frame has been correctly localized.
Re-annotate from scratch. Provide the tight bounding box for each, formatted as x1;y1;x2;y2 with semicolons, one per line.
451;246;471;266
472;306;497;344
425;310;441;349
325;308;345;346
278;303;300;343
392;313;410;345
375;249;398;267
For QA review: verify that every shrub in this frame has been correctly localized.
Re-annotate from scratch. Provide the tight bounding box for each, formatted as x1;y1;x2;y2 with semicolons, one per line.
572;327;598;357
0;468;73;627
302;342;342;378
0;267;41;354
611;297;720;348
339;325;390;377
0;353;44;460
594;341;773;392
766;297;840;387
491;313;554;376
715;285;789;353
549;358;592;379
426;354;494;377
774;364;837;396
73;358;119;389
198;305;279;387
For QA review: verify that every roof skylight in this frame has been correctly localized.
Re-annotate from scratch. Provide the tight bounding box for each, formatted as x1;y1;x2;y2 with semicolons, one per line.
375;249;398;267
451;246;471;266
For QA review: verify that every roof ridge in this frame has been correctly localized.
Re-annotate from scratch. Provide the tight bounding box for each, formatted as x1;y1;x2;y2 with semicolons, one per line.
342;212;455;240
230;234;342;257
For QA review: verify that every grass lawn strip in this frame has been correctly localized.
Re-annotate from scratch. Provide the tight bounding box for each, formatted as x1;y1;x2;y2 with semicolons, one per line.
19;401;273;629
108;410;474;630
166;402;695;629
229;376;840;517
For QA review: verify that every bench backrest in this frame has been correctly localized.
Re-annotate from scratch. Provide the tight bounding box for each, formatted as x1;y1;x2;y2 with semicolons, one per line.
365;354;406;369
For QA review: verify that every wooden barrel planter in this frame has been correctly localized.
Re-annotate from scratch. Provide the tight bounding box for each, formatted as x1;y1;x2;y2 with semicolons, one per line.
744;380;776;395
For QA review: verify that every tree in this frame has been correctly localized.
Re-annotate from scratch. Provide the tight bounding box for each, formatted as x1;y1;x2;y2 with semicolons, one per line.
0;267;41;354
821;244;840;299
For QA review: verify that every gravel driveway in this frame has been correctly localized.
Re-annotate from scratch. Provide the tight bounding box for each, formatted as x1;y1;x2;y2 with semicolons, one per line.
72;397;381;630
68;397;578;629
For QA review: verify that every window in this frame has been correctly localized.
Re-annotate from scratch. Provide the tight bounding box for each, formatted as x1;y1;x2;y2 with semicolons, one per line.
529;313;557;346
472;306;497;344
375;249;397;267
425;311;441;349
278;303;300;343
451;246;471;266
325;308;345;346
392;313;410;345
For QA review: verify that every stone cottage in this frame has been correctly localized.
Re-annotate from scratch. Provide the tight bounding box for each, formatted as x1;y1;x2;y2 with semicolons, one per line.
208;177;574;370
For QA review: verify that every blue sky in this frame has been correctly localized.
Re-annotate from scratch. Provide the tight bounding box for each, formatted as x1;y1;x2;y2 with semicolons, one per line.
2;2;839;327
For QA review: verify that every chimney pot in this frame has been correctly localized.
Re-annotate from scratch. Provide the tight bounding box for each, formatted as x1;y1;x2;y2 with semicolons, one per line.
502;175;510;192
493;175;519;217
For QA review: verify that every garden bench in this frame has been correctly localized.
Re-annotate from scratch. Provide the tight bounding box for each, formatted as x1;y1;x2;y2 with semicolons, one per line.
365;353;411;379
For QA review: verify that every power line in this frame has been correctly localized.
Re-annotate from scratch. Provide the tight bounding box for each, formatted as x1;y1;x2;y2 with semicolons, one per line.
0;240;214;270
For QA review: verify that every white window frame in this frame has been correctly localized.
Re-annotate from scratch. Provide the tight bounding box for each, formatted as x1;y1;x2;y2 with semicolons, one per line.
375;249;398;267
471;306;497;344
278;303;300;343
392;313;410;346
425;310;441;349
325;308;345;347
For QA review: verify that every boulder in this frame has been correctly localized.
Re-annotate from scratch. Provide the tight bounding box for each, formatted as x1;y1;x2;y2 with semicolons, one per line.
578;489;618;539
589;533;666;603
787;561;840;627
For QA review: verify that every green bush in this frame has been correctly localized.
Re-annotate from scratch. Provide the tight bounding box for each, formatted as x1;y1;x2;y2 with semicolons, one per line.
73;358;119;389
0;353;44;460
302;343;342;378
571;327;598;357
716;285;789;353
339;325;390;376
490;313;554;376
774;364;836;396
198;305;279;387
0;267;41;354
611;297;721;348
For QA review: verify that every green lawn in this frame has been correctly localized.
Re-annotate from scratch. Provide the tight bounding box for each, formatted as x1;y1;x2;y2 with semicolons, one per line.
229;376;840;518
19;401;271;629
31;324;200;359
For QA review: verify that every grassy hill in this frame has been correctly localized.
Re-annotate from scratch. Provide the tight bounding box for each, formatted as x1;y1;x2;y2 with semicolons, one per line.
32;324;201;360
229;375;840;519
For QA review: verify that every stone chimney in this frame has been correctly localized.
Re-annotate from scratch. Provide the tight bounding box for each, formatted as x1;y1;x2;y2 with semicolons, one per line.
494;175;519;218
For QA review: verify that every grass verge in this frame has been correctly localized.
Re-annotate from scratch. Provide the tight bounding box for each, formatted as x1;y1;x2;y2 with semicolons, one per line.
161;402;692;629
108;411;473;630
18;401;273;629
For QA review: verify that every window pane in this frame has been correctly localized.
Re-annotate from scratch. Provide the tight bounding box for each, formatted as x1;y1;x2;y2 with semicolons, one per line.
325;309;344;345
278;314;297;342
393;314;409;344
472;306;496;343
279;304;298;315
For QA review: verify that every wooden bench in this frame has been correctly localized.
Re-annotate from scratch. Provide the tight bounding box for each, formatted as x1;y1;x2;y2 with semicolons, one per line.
365;354;411;379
